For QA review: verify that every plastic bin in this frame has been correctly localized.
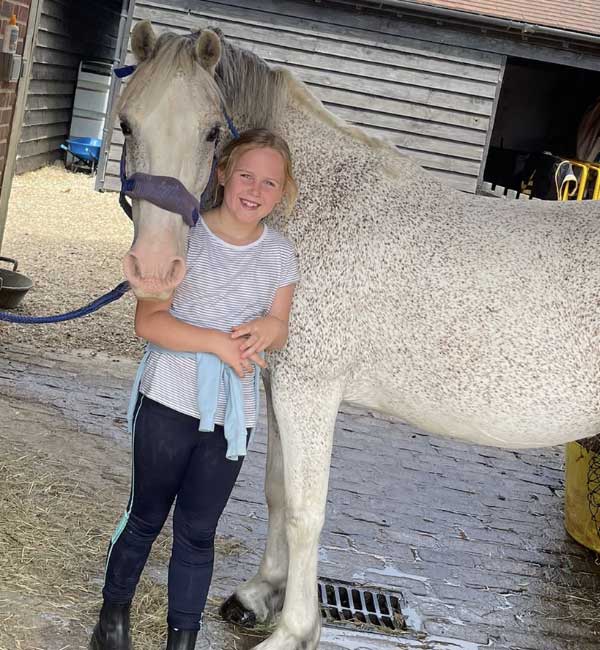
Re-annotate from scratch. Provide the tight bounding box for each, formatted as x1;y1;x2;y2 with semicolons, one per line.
564;440;600;553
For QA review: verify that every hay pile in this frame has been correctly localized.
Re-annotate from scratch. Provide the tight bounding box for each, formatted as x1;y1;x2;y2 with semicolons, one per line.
0;435;171;649
0;432;248;650
0;165;142;357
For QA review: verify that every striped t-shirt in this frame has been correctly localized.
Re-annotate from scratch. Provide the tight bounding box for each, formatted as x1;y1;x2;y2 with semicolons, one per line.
139;216;299;427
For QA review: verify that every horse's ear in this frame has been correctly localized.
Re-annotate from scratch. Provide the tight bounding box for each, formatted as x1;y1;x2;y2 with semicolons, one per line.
131;20;157;62
195;30;221;75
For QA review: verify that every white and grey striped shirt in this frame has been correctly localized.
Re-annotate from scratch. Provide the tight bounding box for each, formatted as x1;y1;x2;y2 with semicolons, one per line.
139;216;299;427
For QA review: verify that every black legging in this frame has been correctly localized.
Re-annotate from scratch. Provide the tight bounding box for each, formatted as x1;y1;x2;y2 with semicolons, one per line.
102;395;246;630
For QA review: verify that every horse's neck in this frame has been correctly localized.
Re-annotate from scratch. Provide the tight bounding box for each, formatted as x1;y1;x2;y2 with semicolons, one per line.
267;78;394;232
255;74;445;241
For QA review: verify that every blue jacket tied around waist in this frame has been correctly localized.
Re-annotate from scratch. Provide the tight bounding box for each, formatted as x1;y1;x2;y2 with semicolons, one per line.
127;343;261;460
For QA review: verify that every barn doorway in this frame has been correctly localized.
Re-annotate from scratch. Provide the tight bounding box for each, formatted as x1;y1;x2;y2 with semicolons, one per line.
16;0;131;174
482;57;600;199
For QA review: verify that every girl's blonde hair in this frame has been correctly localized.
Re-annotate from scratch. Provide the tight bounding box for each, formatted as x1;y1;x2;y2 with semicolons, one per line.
215;128;298;215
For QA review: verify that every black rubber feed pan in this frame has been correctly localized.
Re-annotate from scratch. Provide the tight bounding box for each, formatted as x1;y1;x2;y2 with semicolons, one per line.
0;256;33;309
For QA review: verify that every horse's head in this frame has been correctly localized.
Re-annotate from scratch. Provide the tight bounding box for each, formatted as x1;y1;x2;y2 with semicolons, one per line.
118;21;224;299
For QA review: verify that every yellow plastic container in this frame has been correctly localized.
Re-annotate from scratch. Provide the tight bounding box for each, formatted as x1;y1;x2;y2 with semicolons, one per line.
564;441;600;553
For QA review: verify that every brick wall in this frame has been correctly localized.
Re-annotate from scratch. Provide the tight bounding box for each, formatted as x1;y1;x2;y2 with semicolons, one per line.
0;0;31;187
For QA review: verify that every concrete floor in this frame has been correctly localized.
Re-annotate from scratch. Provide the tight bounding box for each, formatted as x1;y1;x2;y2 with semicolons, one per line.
1;344;599;650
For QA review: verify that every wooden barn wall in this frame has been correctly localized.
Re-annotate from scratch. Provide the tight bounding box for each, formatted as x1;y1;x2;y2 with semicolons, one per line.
16;0;122;174
101;0;505;193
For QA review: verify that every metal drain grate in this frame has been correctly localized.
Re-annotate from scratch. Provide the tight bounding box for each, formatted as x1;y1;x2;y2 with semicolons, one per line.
318;579;407;631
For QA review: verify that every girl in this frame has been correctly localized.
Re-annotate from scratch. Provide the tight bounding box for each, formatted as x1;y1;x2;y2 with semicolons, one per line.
91;129;299;650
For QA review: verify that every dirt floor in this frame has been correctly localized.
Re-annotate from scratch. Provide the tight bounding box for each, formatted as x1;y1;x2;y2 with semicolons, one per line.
0;165;141;357
0;168;165;649
1;168;600;650
0;346;258;650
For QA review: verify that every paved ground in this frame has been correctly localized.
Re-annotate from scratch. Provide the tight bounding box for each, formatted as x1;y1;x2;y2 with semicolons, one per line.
0;343;599;650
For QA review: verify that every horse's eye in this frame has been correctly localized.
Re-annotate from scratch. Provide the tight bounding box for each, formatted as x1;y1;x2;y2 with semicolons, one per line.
206;125;220;142
120;121;132;136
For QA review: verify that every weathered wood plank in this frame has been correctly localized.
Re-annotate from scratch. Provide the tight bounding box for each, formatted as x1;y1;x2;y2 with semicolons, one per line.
32;46;82;69
136;0;503;68
27;79;76;96
22;108;71;127
135;11;498;99
328;104;487;149
25;94;73;111
135;4;502;82
426;168;475;192
15;150;63;174
137;0;600;71
37;24;118;54
20;122;67;142
108;143;123;163
105;160;122;178
232;40;498;99
17;135;65;159
282;64;494;116
313;86;489;132
102;173;122;192
379;143;481;176
476;58;506;192
30;62;78;82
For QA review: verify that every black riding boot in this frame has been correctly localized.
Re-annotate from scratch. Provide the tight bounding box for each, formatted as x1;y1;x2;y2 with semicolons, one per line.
89;601;132;650
166;625;198;650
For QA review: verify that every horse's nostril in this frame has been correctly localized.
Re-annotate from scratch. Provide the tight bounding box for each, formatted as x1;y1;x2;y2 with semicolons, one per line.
168;257;186;285
123;253;142;281
122;252;186;291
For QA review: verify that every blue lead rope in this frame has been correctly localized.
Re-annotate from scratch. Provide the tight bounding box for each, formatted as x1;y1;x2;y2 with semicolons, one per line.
0;281;130;324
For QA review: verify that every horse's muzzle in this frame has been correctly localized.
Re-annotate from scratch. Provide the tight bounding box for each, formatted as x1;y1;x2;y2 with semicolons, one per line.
122;251;186;299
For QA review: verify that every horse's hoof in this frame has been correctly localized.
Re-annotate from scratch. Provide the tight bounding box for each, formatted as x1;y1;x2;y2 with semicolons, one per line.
219;594;257;628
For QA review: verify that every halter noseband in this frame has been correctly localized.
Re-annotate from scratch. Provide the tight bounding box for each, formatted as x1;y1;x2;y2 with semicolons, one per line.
114;64;239;226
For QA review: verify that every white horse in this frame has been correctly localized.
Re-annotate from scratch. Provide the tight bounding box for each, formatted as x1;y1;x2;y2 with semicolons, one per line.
118;21;600;650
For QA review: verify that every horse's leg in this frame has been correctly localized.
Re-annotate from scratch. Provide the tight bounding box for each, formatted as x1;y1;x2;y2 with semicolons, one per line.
221;371;289;625
255;378;342;650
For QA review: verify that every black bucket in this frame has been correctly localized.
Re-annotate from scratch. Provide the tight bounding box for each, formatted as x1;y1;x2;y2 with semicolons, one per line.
0;256;33;309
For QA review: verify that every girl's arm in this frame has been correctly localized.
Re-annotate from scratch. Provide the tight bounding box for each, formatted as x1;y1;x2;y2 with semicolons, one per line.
231;283;296;358
265;283;296;349
135;297;224;354
135;298;265;376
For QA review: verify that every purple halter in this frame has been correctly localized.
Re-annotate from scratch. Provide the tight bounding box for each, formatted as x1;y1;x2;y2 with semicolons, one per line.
115;64;239;226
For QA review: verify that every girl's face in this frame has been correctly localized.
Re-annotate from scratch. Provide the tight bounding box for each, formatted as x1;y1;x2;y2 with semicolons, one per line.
218;147;286;226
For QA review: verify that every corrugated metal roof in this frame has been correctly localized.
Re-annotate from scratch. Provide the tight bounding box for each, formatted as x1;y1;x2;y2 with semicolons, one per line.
404;1;600;37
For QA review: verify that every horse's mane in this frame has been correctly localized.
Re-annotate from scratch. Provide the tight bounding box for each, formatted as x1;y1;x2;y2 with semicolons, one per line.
216;37;387;151
119;29;390;163
219;35;395;154
214;35;288;129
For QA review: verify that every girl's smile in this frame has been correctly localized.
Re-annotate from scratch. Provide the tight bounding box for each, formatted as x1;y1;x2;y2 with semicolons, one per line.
218;147;285;230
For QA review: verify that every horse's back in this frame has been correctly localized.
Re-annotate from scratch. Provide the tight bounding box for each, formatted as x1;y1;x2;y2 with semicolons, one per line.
282;147;600;447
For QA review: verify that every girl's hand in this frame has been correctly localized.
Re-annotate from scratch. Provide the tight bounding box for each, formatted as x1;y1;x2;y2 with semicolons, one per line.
231;316;286;358
216;333;266;379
